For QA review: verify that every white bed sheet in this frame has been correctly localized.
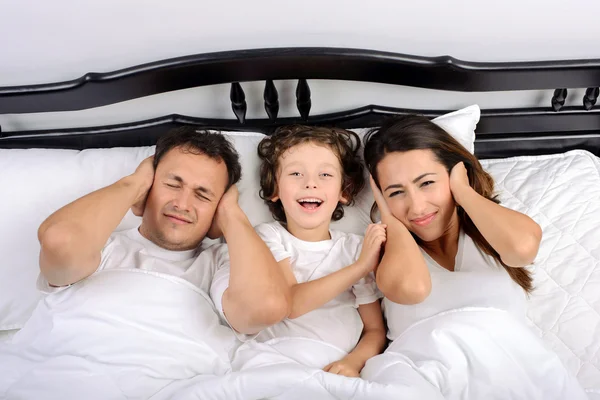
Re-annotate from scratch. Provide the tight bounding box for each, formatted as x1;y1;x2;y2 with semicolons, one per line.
482;150;600;396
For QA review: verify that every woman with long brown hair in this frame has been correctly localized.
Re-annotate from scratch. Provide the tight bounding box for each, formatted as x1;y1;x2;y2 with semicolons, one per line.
361;115;587;399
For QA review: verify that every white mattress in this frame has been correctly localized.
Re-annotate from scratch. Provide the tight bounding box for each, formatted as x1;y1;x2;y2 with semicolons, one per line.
482;150;600;395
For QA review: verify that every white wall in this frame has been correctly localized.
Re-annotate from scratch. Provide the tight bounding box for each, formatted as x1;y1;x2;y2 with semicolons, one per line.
1;0;599;131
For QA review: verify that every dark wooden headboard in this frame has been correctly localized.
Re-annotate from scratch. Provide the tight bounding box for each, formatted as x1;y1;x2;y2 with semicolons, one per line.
1;47;600;158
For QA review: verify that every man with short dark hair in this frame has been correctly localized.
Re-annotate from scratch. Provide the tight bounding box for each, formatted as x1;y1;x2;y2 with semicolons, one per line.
38;127;289;333
0;127;291;398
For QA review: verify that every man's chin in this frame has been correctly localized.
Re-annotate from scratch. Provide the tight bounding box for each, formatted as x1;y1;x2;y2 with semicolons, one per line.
159;238;198;251
152;230;201;251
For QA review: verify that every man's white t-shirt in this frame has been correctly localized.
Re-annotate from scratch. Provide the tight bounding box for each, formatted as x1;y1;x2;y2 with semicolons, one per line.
38;227;225;295
210;221;382;354
384;229;528;341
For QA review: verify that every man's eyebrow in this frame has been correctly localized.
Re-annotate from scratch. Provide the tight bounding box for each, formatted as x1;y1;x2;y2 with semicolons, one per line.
194;186;215;198
167;174;184;183
167;174;215;198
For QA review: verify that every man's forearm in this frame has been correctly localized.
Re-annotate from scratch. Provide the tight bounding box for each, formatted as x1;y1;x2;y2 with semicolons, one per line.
39;175;144;277
221;207;291;332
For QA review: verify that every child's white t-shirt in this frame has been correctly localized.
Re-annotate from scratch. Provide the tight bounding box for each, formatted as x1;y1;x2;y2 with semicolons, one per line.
384;229;528;341
210;221;382;353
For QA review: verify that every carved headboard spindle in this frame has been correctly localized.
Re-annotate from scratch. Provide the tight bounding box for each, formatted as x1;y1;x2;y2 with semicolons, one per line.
230;82;247;124
583;87;599;111
296;79;311;121
264;80;279;121
551;88;568;111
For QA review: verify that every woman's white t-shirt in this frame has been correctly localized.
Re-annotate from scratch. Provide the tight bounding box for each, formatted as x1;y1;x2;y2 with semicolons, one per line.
211;221;382;353
384;229;528;341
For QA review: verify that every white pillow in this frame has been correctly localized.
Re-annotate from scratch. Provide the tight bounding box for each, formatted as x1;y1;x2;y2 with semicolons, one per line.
0;147;153;330
431;104;479;154
0;105;479;330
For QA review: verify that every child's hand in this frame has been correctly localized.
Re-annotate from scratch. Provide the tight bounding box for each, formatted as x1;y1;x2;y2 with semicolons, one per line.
323;358;361;378
357;223;387;274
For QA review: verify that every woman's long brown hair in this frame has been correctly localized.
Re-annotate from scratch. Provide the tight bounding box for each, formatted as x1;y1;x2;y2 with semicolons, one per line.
363;115;533;293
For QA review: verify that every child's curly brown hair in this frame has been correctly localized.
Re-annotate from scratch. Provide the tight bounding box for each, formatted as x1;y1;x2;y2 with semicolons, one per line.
258;125;365;223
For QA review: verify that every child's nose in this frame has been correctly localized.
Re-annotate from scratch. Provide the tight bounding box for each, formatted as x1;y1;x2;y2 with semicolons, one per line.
304;177;317;189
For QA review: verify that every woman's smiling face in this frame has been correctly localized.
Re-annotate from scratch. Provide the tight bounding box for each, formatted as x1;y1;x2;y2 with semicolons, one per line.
376;149;457;242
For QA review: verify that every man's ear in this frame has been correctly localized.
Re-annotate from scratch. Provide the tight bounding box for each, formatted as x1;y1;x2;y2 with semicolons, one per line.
206;210;223;240
131;195;148;217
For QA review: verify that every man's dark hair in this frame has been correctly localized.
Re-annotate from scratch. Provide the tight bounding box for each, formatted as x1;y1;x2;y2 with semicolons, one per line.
154;127;242;189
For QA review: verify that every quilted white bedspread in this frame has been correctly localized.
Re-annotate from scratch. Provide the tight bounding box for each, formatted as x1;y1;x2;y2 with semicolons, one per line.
481;150;600;396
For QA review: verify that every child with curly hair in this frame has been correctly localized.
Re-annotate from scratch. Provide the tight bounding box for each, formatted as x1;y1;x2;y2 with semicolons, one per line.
245;125;387;377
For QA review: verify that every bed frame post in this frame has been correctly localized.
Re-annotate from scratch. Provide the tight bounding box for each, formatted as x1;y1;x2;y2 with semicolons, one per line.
230;82;247;124
584;87;599;110
551;88;568;111
264;80;279;121
296;79;311;121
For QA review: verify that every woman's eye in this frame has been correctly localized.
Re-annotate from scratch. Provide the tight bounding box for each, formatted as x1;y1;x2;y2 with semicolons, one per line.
166;183;178;188
389;190;404;198
421;181;435;187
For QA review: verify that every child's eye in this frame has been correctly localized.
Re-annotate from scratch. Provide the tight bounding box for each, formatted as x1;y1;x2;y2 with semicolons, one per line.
290;172;301;177
320;173;333;178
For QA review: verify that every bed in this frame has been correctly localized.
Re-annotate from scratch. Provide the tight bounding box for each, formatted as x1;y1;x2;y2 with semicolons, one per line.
0;47;599;399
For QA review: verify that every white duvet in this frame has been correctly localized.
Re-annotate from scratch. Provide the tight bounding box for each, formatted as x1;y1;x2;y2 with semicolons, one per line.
0;269;443;400
0;269;585;400
363;308;588;400
0;269;235;400
1;150;599;399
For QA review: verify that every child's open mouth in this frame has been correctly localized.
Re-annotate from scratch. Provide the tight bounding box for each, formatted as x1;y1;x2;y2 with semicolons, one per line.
297;198;323;211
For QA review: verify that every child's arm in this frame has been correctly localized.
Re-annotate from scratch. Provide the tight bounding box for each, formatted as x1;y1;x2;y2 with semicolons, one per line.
283;224;386;319
323;301;387;377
